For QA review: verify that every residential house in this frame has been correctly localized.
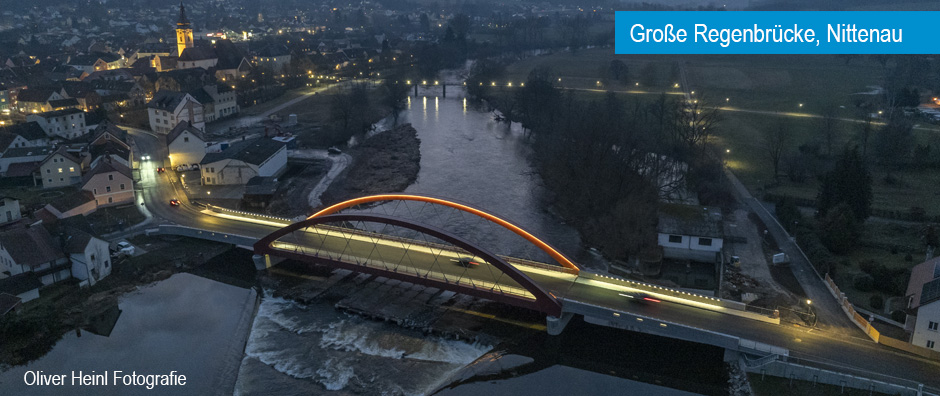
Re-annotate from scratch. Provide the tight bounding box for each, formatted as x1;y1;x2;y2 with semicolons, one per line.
67;53;125;74
26;108;88;139
81;159;134;207
89;140;131;168
0;84;11;113
166;121;205;168
200;138;287;185
39;190;97;219
88;123;129;149
189;84;237;122
253;45;291;73
15;87;66;113
0;122;49;148
906;257;940;352
0;145;54;177
0;292;21;315
38;146;83;188
0;274;41;303
147;91;204;133
215;56;252;82
657;204;724;262
0;225;70;286
90;79;146;107
64;229;111;287
0;197;22;225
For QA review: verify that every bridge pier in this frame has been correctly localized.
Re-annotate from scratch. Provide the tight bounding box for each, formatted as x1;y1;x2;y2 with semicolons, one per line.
442;84;446;98
252;254;285;270
546;312;574;336
414;84;418;97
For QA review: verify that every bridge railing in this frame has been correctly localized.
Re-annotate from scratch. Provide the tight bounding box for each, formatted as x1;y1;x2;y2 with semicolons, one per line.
270;241;538;301
587;272;756;314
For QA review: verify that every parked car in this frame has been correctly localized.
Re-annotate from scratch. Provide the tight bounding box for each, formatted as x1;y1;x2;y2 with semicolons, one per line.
190;163;200;170
176;164;190;172
113;241;135;256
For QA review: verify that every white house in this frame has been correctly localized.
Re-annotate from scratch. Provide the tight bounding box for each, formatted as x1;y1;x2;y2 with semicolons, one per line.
26;108;89;139
906;257;940;352
0;197;21;225
0;226;71;286
657;204;724;263
38;146;84;189
200;138;287;185
252;45;292;73
65;229;111;288
166;121;206;168
190;85;238;122
0;146;54;176
0;122;49;149
147;91;205;134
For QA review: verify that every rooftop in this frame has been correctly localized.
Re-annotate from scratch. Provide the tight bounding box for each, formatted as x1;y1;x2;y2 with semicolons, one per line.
201;138;285;166
657;203;723;239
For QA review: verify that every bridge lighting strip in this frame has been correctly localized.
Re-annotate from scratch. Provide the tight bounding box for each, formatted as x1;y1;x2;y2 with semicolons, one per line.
203;210;290;227
593;273;721;302
576;278;730;313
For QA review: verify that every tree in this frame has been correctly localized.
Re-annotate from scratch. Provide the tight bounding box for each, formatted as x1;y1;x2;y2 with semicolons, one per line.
608;60;629;83
381;78;410;124
762;121;790;181
874;116;914;178
672;98;721;159
819;106;838;157
419;13;430;32
816;147;873;221
819;203;861;254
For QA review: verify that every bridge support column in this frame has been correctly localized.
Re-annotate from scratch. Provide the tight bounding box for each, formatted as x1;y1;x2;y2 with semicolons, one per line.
253;254;285;270
442;84;446;98
414;84;418;97
546;312;574;336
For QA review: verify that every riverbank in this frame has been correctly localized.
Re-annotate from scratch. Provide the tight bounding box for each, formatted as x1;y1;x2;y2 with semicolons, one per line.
320;123;421;205
0;236;233;368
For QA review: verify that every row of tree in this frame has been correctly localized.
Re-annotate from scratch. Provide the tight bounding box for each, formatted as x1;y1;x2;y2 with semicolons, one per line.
468;63;729;262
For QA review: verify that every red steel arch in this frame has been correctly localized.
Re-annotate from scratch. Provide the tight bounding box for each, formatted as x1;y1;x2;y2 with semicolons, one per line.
254;213;563;316
309;194;580;273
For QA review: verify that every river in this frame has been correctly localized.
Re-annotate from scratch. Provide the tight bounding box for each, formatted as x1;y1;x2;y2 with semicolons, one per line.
0;273;256;395
232;89;728;395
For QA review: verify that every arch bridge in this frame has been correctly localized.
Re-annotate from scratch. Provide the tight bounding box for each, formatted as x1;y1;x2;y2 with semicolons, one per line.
253;194;581;317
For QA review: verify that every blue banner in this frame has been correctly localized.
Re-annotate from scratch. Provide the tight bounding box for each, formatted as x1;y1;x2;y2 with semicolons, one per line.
615;11;940;54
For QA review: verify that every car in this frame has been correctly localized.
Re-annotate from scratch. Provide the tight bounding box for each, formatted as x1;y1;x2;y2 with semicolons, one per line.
618;292;660;303
157;167;165;173
169;199;181;206
451;257;481;268
190;163;200;170
328;146;342;155
141;155;151;161
114;241;135;256
177;164;190;172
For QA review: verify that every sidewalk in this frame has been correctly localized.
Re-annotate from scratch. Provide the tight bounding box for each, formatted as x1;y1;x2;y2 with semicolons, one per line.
723;167;861;336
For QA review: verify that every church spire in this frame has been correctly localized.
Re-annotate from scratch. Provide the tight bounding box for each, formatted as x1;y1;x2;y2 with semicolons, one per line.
178;1;190;26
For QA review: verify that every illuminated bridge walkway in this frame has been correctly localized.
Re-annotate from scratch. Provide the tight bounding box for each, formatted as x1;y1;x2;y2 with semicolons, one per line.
151;194;940;394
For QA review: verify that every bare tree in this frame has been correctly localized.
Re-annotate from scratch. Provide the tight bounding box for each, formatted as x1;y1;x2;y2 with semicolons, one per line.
673;98;721;159
763;121;791;181
819;106;839;157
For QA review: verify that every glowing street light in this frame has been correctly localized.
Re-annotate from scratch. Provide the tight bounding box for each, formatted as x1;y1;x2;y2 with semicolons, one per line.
798;103;804;108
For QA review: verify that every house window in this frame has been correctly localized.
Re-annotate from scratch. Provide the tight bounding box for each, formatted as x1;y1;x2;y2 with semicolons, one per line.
48;178;52;183
930;321;939;331
106;186;111;192
698;238;713;246
929;340;936;349
120;183;125;190
69;167;74;172
108;197;113;203
93;188;97;194
58;168;62;173
108;174;114;181
668;235;682;244
46;169;51;174
184;137;189;142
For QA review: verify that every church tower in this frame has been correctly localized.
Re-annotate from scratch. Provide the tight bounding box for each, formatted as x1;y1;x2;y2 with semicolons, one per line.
176;1;194;57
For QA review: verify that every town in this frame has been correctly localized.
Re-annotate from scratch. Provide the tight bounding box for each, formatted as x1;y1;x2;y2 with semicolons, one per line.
0;1;939;396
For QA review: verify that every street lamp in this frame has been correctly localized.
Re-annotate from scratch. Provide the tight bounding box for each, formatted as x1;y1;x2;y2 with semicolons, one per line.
806;299;812;305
